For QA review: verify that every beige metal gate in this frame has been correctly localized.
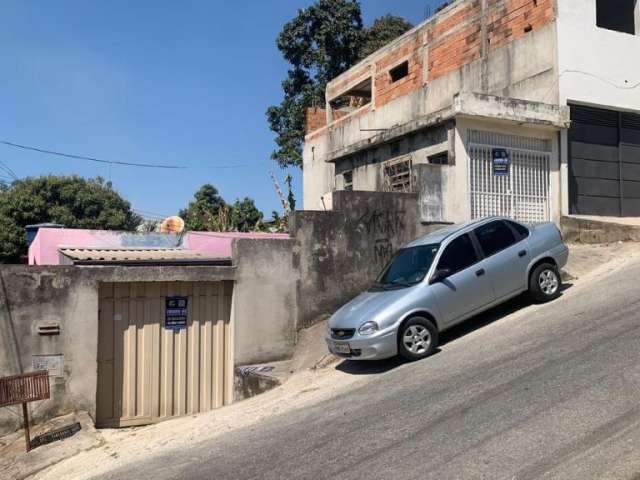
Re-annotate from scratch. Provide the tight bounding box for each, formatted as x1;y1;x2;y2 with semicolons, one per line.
468;130;552;223
97;281;233;428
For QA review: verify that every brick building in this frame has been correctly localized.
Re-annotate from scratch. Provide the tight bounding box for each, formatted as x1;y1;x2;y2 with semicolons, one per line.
303;0;640;223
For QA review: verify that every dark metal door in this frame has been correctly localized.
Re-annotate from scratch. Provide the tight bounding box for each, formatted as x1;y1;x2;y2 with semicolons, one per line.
620;112;640;216
569;105;640;217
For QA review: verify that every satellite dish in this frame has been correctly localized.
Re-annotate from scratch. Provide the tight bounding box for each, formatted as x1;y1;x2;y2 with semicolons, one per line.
160;216;185;234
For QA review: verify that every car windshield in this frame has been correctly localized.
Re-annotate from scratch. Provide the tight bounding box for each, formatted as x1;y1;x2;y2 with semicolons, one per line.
373;244;440;289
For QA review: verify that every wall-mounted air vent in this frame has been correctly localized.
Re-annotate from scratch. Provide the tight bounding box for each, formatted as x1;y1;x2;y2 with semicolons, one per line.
37;323;61;336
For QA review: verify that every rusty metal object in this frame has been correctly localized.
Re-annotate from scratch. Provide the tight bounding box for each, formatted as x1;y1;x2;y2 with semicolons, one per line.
30;422;81;449
0;370;50;452
0;370;50;408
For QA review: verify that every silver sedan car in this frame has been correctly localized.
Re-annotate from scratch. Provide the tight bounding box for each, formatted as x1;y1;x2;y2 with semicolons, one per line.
326;217;569;361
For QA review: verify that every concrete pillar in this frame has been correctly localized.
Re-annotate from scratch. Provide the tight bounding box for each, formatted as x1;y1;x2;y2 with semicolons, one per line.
560;129;570;216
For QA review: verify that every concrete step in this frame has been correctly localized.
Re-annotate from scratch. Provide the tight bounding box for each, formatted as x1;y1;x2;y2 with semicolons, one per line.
560;216;640;244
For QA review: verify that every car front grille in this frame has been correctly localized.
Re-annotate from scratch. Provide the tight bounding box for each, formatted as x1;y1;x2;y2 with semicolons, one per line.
331;328;355;340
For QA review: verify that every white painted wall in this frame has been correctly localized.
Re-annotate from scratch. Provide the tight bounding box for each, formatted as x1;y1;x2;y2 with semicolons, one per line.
556;0;640;215
302;137;335;211
557;0;640;111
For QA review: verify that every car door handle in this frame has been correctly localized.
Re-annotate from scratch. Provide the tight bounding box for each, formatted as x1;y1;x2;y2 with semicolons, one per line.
518;250;527;258
475;269;486;277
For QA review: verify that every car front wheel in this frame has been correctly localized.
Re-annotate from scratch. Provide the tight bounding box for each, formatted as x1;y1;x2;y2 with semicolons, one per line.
529;263;561;303
398;316;438;361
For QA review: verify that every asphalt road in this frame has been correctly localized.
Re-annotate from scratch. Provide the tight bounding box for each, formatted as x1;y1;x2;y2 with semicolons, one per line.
99;258;640;480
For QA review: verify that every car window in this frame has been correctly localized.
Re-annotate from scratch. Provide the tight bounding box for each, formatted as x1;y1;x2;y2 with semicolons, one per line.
474;220;517;257
375;244;440;287
506;220;530;239
436;234;478;275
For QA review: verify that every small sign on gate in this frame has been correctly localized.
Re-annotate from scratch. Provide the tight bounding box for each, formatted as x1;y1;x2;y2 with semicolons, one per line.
165;296;188;330
492;148;510;176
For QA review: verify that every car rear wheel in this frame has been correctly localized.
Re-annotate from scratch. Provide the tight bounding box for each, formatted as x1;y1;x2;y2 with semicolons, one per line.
398;317;438;361
529;263;561;303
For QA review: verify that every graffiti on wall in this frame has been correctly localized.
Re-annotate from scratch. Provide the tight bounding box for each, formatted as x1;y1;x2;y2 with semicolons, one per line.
373;239;394;265
357;208;406;236
356;208;406;265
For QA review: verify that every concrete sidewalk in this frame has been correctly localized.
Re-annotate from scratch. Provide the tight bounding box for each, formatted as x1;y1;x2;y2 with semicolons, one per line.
0;412;101;480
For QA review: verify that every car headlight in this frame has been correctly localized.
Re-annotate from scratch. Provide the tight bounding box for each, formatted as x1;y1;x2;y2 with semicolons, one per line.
358;321;379;336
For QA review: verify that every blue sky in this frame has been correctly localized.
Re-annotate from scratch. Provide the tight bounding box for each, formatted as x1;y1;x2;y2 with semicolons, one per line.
0;1;435;220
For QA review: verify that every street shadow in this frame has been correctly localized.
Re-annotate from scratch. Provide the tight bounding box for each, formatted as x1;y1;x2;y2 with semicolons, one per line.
334;283;573;374
334;347;446;375
560;282;573;293
335;355;409;375
441;283;573;346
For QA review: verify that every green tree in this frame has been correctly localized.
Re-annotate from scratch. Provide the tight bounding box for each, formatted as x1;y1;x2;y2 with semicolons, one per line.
358;15;413;60
0;175;141;262
230;198;263;232
285;174;296;212
266;0;363;169
179;184;226;231
180;185;264;233
267;1;412;169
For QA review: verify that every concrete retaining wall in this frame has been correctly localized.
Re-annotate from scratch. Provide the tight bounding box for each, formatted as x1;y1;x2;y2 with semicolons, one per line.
560;216;640;244
292;190;443;328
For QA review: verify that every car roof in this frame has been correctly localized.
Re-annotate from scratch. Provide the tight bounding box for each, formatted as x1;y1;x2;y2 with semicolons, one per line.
404;217;508;248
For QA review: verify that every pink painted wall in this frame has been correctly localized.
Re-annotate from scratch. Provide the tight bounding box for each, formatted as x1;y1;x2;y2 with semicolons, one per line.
29;228;290;265
184;232;290;258
29;229;125;265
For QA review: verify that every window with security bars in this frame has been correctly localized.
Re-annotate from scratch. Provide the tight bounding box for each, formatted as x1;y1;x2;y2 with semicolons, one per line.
382;157;415;192
343;171;353;191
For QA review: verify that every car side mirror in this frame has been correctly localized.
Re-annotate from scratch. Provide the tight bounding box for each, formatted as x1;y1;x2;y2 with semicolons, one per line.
430;268;451;284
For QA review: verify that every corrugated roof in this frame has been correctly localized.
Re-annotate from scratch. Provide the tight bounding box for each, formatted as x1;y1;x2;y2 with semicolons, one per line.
59;247;231;266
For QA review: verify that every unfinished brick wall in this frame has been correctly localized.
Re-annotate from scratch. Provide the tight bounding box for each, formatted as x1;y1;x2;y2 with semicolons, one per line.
305;107;327;134
487;0;555;49
374;32;425;108
306;0;556;134
305;107;353;135
428;1;483;81
428;0;555;80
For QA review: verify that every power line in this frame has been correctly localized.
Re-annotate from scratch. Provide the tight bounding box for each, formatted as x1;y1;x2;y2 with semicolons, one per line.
0;161;17;180
135;208;174;219
0;139;187;170
134;210;170;221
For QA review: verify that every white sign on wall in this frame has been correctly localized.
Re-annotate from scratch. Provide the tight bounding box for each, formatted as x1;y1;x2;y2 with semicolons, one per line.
32;354;64;377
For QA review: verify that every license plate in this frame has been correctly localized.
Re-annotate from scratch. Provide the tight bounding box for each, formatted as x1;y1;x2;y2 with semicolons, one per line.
333;342;351;354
